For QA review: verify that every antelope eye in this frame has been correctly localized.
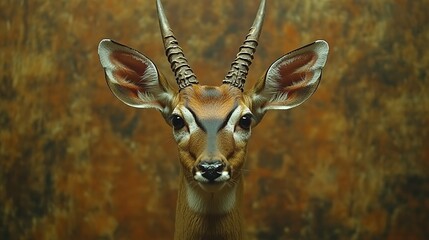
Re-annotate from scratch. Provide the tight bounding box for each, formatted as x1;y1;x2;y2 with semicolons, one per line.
171;114;185;130
238;114;253;130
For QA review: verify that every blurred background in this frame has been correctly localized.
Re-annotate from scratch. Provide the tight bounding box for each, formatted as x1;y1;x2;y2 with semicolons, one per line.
1;0;428;239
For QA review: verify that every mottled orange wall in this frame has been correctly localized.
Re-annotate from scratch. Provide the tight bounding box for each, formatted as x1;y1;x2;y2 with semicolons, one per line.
1;0;428;239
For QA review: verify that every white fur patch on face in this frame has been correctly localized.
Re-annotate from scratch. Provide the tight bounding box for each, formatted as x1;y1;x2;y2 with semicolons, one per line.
194;171;208;183
171;106;198;142
180;106;199;133
227;105;252;142
194;171;230;183
186;182;237;214
224;105;243;132
216;171;231;182
176;106;198;132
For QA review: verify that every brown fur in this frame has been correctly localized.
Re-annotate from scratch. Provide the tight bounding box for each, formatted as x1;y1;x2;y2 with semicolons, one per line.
173;85;249;240
174;172;244;240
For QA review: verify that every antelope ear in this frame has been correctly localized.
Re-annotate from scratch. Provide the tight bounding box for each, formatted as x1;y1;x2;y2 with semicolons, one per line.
98;39;174;114
249;40;329;122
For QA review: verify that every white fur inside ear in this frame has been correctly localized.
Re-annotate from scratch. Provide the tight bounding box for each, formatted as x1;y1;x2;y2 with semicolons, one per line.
98;39;159;87
255;40;329;111
98;39;171;110
312;40;329;71
267;40;329;89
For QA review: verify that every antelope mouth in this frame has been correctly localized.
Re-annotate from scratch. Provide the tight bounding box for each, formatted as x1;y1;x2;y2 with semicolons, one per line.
193;160;230;182
193;169;231;192
194;170;231;183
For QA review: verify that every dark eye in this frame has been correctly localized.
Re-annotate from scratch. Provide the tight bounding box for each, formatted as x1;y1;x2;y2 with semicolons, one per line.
171;114;185;130
238;114;253;130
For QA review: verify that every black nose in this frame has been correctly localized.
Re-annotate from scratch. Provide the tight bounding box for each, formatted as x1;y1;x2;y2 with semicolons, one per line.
198;161;225;182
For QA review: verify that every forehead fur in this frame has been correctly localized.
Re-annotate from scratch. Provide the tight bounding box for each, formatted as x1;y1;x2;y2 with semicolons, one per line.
181;85;242;119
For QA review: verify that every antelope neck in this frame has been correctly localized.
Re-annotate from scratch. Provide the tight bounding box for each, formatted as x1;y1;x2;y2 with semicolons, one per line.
174;173;244;240
185;180;238;214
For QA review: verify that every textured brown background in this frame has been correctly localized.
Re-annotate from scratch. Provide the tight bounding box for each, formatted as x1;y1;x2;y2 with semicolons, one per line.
1;0;428;239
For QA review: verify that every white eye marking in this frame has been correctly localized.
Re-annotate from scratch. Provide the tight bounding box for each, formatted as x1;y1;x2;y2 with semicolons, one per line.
171;106;201;142
172;127;189;142
224;105;252;142
224;106;241;131
226;105;252;130
178;106;199;133
171;108;187;141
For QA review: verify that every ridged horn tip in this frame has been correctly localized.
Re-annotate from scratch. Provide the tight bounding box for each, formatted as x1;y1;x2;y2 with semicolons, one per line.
223;0;266;91
156;0;198;90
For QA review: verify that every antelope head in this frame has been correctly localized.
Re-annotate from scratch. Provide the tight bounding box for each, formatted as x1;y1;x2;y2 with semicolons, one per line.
98;0;328;231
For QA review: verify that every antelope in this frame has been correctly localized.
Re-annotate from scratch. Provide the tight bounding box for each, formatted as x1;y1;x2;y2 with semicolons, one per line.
98;0;329;239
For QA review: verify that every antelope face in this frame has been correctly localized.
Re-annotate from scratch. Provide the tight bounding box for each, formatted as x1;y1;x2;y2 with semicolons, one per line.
171;85;252;191
98;0;329;193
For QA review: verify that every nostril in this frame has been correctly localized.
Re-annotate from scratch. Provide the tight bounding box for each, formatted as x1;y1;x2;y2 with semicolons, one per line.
214;163;224;172
199;161;223;171
198;161;225;182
